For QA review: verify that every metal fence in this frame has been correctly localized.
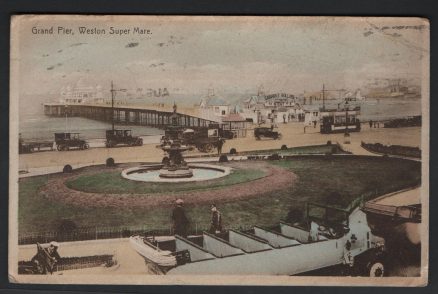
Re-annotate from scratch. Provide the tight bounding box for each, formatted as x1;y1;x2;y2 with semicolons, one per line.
18;254;115;274
55;255;115;272
18;223;255;245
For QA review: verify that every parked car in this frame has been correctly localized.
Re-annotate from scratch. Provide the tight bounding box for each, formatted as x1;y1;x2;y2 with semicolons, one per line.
254;127;282;140
105;129;143;148
55;133;89;151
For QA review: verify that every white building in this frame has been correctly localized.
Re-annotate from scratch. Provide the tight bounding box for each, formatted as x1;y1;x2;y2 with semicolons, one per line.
240;93;303;124
303;105;321;127
60;79;104;104
199;95;231;122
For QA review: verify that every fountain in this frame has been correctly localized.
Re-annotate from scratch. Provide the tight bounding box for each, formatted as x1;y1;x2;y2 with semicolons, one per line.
159;137;193;178
121;103;231;183
159;104;193;178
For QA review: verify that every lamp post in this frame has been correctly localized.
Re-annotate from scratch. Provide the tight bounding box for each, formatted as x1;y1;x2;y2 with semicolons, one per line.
344;100;350;144
110;81;127;131
64;104;68;133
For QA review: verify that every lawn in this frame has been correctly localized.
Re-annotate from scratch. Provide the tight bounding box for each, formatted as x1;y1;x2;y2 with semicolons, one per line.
243;144;345;155
65;168;266;194
18;156;421;237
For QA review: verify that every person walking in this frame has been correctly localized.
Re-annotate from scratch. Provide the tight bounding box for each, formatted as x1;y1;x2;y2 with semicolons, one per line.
217;138;224;155
209;204;222;234
171;199;189;238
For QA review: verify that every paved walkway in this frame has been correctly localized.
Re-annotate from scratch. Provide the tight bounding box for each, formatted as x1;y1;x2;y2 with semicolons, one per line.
338;141;378;156
18;156;248;178
18;238;149;275
18;123;421;170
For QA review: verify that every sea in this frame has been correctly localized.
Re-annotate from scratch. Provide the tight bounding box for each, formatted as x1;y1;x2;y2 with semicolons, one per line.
19;94;165;145
18;94;422;143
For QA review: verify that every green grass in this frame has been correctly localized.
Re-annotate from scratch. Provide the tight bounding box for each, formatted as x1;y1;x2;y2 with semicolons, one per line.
19;156;421;235
65;168;266;194
243;144;345;155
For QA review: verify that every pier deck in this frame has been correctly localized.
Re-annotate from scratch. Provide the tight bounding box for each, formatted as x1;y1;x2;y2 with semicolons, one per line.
44;103;218;128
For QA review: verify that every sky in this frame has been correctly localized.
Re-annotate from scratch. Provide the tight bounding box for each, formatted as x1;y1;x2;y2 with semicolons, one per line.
13;16;429;97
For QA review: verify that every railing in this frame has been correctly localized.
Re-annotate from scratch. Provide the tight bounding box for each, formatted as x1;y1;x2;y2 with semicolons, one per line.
19;223;255;245
361;142;421;159
18;254;115;274
55;255;115;272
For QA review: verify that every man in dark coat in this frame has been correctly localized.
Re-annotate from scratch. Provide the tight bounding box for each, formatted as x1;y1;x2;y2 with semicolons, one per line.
217;138;225;155
209;204;222;234
171;199;189;238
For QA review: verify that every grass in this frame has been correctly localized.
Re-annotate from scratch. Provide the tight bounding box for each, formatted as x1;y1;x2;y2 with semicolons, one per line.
243;144;345;155
18;156;421;235
65;168;266;194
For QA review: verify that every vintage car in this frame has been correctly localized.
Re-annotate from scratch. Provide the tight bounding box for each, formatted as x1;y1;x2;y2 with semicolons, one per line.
54;132;89;151
130;203;386;276
254;127;282;140
105;129;143;148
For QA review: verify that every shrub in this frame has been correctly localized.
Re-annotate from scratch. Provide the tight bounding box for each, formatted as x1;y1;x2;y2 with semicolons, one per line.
106;157;115;167
281;144;288;150
327;140;332;145
269;153;280;160
122;229;131;238
219;154;228;162
229;148;237;155
162;157;170;164
63;164;73;173
331;146;338;154
325;192;347;206
285;207;304;225
57;219;77;235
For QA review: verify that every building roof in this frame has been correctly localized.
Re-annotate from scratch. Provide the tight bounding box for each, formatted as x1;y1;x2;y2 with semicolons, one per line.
205;96;229;106
222;113;246;122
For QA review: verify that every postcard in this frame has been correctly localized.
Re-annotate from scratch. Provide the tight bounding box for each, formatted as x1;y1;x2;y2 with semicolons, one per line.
9;15;429;286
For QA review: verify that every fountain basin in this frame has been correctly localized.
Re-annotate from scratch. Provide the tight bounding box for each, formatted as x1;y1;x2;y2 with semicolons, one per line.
121;163;231;183
159;167;194;179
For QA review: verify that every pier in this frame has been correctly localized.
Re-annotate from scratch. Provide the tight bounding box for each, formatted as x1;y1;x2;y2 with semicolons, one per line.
43;103;218;129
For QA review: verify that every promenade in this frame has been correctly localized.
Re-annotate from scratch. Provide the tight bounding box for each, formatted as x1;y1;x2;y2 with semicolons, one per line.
18;122;421;170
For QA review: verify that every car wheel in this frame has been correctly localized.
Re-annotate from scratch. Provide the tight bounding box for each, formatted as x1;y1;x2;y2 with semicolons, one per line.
367;260;385;277
204;143;213;152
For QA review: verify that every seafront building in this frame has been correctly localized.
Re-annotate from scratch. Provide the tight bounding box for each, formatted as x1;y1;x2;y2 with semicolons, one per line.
240;92;304;125
199;90;231;122
60;79;105;104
